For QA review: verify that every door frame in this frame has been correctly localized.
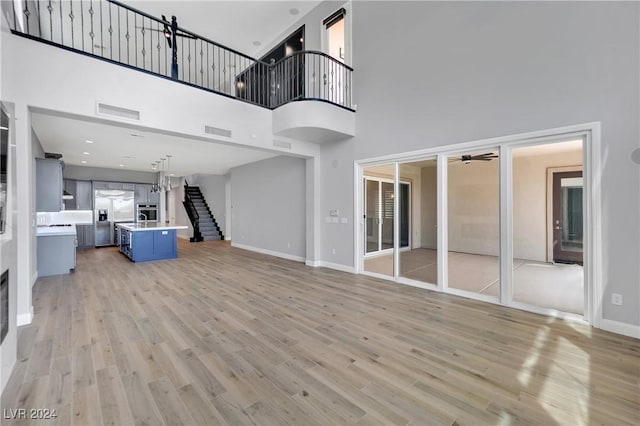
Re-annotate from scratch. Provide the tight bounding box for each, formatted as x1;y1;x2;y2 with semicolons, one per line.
363;175;411;257
354;122;602;328
320;2;353;66
546;165;582;263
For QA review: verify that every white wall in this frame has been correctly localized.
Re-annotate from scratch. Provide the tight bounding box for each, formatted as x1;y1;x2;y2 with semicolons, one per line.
230;156;306;260
316;1;639;326
420;166;437;249
0;102;18;394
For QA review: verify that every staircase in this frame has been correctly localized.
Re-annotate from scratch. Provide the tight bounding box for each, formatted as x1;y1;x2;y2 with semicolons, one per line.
183;184;224;242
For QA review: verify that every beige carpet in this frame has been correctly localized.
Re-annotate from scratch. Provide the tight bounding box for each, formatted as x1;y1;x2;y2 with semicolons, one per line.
364;249;584;315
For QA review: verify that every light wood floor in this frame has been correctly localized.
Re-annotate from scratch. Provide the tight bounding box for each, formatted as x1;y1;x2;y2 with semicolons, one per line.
2;240;639;425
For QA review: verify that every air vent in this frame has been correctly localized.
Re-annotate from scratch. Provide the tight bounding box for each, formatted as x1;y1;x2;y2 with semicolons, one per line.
97;103;140;121
44;152;63;159
204;125;232;138
273;140;292;150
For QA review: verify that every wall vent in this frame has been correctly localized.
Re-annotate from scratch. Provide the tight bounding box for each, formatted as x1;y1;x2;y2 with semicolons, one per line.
96;103;140;121
273;140;292;150
204;125;232;138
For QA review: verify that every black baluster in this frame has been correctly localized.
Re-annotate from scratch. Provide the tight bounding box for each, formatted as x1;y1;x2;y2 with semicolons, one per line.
117;7;121;62
58;0;62;43
69;0;75;49
37;0;41;36
134;13;137;67
125;10;130;65
88;0;93;54
99;0;102;55
48;0;53;41
108;2;112;59
80;0;84;51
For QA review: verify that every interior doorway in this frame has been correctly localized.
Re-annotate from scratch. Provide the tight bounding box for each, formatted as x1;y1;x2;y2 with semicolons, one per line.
552;171;584;264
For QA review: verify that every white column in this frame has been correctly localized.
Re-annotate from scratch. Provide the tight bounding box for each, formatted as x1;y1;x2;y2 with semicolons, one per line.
305;157;320;266
15;103;33;325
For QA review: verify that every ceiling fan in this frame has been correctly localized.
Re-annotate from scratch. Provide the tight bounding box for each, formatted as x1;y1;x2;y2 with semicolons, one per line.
450;152;499;164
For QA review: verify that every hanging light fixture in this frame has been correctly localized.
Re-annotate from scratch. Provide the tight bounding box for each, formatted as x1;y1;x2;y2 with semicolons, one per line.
151;162;159;193
159;158;167;191
165;154;173;191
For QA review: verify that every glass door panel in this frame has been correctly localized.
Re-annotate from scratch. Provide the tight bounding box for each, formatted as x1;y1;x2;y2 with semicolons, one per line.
512;140;584;315
365;179;380;254
399;159;437;284
380;182;394;251
447;150;500;298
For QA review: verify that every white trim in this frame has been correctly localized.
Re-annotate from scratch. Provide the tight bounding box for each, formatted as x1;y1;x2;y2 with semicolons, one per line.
231;242;305;263
397;276;438;292
500;145;513;305
353;161;362;274
354;122;607;332
16;306;34;326
31;271;38;287
311;261;356;274
599;319;640;339
436;154;446;292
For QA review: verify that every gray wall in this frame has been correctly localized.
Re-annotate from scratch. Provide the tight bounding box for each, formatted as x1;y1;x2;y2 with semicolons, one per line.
314;1;640;326
188;173;227;237
230;156;306;259
63;164;156;183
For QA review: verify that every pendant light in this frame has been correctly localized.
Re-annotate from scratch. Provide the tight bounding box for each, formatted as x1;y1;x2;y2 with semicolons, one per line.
159;158;167;191
165;154;173;191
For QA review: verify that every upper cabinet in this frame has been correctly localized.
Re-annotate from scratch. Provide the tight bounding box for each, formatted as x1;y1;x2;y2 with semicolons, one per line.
63;179;93;211
134;184;159;205
36;158;63;212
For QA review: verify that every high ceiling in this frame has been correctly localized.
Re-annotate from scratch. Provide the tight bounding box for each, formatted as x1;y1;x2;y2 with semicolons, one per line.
31;112;276;176
124;1;321;56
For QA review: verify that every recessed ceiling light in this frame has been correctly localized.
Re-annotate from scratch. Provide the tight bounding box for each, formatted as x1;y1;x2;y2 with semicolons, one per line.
81;160;87;164
119;164;125;167
82;151;90;155
289;7;299;15
170;173;175;176
0;126;9;130
85;140;93;144
252;40;261;47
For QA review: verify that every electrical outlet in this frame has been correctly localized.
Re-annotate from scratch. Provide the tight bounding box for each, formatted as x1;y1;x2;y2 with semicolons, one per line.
611;293;623;306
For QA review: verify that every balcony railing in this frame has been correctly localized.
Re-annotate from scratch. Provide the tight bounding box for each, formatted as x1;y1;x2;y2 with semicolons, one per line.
7;0;354;111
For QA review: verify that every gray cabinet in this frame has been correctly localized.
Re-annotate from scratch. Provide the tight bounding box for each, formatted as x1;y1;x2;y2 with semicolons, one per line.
62;179;92;211
37;234;76;277
36;158;63;212
135;184;160;205
76;224;95;248
76;180;92;210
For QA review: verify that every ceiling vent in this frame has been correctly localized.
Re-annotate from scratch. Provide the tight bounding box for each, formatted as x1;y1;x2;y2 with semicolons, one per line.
273;140;292;150
204;125;232;138
96;102;140;121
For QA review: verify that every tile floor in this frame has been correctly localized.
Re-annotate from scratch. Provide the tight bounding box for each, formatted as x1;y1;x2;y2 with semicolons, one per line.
364;248;584;315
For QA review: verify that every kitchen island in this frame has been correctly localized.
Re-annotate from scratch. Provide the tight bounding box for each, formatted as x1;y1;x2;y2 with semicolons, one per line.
116;223;188;262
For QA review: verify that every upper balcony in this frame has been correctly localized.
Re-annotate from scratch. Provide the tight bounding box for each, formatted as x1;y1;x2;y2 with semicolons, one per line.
6;0;355;142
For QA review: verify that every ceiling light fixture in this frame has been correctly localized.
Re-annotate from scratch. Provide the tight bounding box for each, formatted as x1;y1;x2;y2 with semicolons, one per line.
252;40;261;47
85;140;93;144
81;160;87;164
82;151;90;155
289;7;299;15
165;154;173;191
119;164;124;167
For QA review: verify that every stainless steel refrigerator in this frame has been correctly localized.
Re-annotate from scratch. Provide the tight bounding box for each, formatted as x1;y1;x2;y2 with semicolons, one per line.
94;189;135;246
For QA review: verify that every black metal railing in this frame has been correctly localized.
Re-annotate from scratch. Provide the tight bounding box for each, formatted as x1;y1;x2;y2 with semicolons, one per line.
183;183;201;242
8;0;354;111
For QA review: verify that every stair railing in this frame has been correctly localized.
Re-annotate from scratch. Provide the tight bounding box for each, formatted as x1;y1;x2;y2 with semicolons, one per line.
183;183;201;242
8;0;354;111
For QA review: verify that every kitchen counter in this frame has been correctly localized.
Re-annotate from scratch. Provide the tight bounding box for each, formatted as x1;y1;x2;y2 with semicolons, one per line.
36;224;77;237
116;223;188;232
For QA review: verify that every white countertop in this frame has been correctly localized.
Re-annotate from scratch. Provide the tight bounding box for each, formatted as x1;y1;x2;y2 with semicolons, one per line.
116;222;188;232
36;224;77;237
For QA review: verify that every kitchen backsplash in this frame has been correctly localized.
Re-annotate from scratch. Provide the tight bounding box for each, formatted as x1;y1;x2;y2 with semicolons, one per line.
37;210;93;226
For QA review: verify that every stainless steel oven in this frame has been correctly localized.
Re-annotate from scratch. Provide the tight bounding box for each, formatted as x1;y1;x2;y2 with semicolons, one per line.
136;204;158;222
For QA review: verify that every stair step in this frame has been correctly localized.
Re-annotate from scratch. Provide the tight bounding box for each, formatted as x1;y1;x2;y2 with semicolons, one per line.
202;236;222;241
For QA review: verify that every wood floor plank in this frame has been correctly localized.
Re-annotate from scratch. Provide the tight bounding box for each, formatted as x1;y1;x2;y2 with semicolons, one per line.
2;241;638;426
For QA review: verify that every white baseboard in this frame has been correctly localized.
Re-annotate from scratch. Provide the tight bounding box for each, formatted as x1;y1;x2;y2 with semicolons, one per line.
308;261;355;274
16;306;34;326
31;271;38;287
231;242;305;263
599;319;640;339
